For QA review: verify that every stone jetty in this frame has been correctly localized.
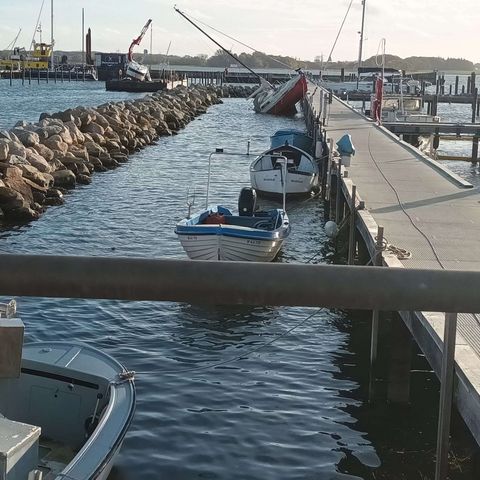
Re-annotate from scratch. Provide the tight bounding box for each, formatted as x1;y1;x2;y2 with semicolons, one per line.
0;84;252;223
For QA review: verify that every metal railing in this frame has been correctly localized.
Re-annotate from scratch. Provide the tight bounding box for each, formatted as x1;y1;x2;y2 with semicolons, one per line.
0;253;477;480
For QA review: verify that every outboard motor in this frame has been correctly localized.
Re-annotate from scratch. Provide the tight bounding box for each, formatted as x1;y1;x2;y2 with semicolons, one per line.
238;187;257;216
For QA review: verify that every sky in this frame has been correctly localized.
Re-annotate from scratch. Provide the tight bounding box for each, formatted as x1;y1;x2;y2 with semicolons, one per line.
0;0;479;63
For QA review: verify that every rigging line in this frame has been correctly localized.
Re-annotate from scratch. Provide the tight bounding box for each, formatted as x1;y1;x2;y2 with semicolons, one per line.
30;0;46;53
326;0;355;63
182;12;296;71
174;6;263;83
137;308;325;375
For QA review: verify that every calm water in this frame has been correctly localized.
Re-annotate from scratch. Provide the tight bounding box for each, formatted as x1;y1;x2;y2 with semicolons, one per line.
0;79;477;479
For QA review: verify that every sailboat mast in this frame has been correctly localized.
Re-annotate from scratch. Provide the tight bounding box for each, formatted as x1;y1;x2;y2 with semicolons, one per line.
174;7;263;83
82;8;85;65
356;0;366;88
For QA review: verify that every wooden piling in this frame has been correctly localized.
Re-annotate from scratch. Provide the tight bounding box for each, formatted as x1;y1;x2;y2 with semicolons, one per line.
472;88;478;123
369;225;384;402
434;312;458;480
467;77;471;95
454;76;459;95
472;136;479;165
387;316;413;403
347;185;356;265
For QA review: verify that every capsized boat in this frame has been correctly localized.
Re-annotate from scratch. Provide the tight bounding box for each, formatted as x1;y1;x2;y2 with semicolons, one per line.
250;129;319;196
0;333;135;479
249;72;307;115
175;188;290;261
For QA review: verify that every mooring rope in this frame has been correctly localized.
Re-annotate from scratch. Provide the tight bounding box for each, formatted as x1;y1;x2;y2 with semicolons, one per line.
136;308;325;376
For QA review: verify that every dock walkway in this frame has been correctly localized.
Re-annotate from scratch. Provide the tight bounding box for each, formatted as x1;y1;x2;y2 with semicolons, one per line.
309;84;480;444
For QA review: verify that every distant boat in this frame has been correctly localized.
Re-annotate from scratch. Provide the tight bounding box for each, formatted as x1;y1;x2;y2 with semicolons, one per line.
0;337;135;480
250;129;319;196
175;151;290;261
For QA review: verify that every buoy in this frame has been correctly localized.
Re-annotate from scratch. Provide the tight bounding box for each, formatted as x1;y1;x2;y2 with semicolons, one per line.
325;221;338;239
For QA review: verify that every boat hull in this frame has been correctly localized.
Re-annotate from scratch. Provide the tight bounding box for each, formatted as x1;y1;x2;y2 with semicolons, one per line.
176;206;290;262
177;231;284;261
250;170;319;196
254;74;307;116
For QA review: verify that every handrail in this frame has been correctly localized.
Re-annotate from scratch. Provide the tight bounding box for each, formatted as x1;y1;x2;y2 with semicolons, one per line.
1;254;480;313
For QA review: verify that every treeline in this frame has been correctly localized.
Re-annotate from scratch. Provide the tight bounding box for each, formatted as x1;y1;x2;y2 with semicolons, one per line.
141;50;477;72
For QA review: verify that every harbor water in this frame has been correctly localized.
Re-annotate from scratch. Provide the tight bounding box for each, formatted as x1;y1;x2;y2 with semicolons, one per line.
0;79;477;479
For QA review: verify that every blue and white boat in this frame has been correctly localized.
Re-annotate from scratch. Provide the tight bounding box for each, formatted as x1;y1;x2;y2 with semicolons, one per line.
176;151;290;262
250;129;319;197
0;304;135;480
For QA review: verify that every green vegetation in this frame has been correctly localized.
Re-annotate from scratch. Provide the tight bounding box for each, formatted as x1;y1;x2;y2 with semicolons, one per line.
145;50;477;72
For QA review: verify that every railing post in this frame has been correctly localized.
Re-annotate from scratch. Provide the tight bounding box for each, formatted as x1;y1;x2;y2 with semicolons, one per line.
435;312;458;480
348;185;356;265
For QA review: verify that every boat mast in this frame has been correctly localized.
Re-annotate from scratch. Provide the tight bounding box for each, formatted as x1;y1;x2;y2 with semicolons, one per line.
174;6;263;84
356;0;367;89
51;0;54;68
82;8;85;65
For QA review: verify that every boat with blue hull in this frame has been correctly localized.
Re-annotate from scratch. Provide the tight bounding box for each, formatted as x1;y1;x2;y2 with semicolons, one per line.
0;337;135;480
250;129;319;197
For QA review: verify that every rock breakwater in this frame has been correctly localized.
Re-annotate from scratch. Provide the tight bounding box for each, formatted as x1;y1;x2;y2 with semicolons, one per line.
0;85;227;223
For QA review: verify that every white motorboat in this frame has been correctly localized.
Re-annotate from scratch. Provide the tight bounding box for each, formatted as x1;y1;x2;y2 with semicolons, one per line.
250;130;319;197
0;302;135;480
175;151;290;261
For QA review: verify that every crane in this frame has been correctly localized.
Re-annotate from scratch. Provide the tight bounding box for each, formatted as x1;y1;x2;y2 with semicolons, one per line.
128;19;152;62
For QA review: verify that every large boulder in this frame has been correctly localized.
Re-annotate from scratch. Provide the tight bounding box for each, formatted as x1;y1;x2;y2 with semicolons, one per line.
2;166;33;204
25;149;51;173
8;141;27;159
11;128;40;147
82;122;105;136
43;135;68;154
0;139;9;161
18;164;53;189
32;143;55;162
52;169;76;188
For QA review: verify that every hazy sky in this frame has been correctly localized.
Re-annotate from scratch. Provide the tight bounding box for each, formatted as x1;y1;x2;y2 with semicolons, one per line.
1;0;479;63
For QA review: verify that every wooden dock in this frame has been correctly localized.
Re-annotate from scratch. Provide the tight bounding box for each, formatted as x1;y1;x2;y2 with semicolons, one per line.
306;83;480;449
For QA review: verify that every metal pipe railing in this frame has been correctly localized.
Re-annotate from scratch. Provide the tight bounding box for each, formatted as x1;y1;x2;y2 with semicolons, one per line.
1;254;480;312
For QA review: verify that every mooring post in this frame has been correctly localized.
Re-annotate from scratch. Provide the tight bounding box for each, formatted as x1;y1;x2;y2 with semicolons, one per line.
335;157;343;223
22;68;25;86
472;135;479;165
369;226;384;402
28;69;31;85
434;312;458;480
472;88;478;124
467;77;471;95
454;76;459;95
9;67;12;86
347;185;356;265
